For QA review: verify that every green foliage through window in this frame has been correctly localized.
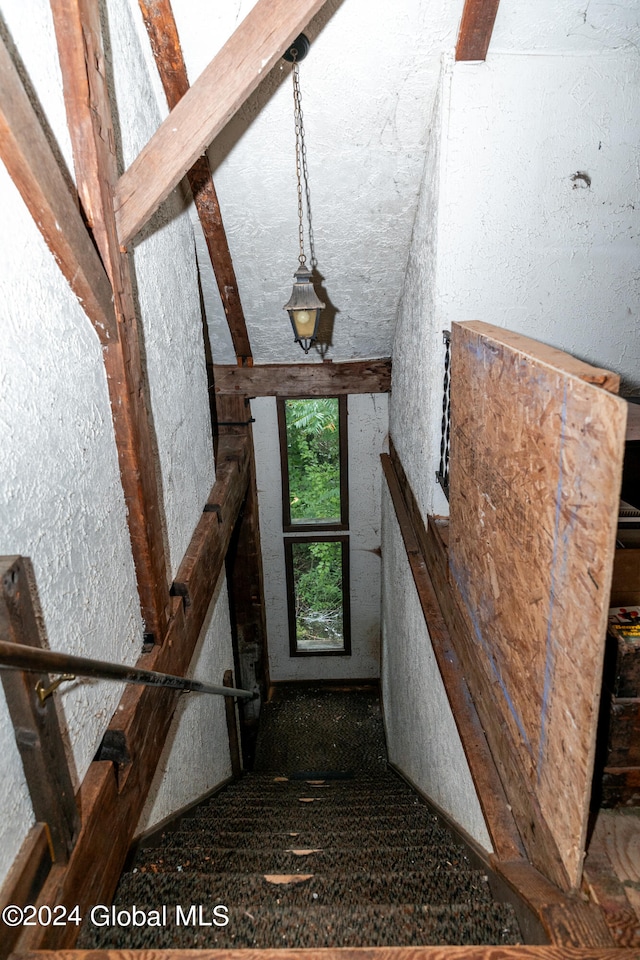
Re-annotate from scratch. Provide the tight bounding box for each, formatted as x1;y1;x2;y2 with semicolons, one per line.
291;540;344;651
285;398;341;524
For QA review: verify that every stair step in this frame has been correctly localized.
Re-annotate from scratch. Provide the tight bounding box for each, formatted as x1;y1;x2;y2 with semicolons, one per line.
198;796;430;815
148;823;462;857
116;868;495;909
132;844;477;877
79;901;521;950
142;817;458;851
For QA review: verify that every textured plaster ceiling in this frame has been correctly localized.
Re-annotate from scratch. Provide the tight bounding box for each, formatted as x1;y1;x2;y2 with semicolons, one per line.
152;0;640;364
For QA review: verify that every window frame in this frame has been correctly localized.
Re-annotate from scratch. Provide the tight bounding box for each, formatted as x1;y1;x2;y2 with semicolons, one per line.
277;395;349;533
284;533;351;657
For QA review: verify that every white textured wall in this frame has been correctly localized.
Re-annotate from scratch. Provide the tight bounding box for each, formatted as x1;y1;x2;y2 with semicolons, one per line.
387;22;640;852
252;394;387;681
390;66;451;522
381;488;492;850
437;53;640;396
169;0;462;364
137;572;234;832
0;0;233;888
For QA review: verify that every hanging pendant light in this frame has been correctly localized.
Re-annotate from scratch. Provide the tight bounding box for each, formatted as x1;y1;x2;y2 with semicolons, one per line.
283;37;325;354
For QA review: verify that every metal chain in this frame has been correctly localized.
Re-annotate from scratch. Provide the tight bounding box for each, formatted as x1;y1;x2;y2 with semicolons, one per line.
292;59;312;267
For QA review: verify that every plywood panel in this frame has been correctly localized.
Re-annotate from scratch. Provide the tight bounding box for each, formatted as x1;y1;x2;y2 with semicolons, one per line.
448;321;627;889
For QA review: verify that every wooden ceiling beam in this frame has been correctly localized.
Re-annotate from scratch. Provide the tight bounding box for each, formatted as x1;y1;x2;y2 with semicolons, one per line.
0;33;116;344
50;0;171;642
213;359;392;397
114;0;327;246
456;0;501;61
138;0;252;364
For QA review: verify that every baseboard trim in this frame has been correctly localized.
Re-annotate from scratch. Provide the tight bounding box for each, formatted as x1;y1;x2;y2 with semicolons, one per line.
129;774;237;859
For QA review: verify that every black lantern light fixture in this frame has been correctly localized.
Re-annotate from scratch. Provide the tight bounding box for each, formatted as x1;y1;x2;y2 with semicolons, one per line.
283;35;325;354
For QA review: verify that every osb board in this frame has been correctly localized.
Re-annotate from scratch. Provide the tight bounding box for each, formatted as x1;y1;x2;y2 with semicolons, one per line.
448;321;627;889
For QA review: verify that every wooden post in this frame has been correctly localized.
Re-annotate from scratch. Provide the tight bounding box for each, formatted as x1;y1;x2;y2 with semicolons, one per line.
223;669;242;778
49;0;171;642
217;395;269;765
0;558;79;862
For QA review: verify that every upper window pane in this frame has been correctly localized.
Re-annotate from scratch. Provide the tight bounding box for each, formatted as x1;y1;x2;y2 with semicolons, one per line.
284;398;341;525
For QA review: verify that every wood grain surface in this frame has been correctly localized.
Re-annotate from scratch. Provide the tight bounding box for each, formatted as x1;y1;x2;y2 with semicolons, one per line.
448;321;627;889
456;0;501;60
0;32;116;343
138;0;252;362
214;360;392;396
13;946;640;960
584;808;640;946
50;0;171;641
115;0;327;244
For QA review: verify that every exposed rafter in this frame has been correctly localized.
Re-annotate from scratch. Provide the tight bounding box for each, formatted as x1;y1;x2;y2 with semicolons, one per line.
456;0;501;61
0;33;116;344
138;0;252;365
114;0;327;246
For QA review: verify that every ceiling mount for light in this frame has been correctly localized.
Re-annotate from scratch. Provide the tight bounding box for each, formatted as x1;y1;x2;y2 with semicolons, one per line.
282;32;325;354
283;33;310;63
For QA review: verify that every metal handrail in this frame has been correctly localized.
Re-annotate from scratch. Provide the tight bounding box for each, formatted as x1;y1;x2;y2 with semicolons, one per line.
0;640;253;702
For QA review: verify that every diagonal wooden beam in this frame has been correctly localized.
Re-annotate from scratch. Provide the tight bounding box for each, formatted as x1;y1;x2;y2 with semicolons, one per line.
50;0;171;642
0;32;116;344
456;0;501;61
138;0;252;364
115;0;327;246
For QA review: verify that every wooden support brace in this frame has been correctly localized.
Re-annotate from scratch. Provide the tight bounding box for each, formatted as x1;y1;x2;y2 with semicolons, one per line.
456;0;501;61
214;359;393;397
115;0;329;245
0;558;79;863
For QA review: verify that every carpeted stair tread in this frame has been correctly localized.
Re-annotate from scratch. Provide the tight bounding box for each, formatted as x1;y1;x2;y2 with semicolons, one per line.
115;868;496;909
153;828;455;852
252;691;387;774
79;686;521;948
197;789;427;807
163;813;452;839
80;901;521;950
133;843;471;876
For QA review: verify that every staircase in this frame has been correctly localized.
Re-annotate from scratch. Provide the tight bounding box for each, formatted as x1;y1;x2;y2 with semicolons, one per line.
78;686;521;949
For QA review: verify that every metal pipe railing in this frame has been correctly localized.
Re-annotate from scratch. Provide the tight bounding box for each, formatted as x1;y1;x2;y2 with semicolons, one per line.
0;640;253;702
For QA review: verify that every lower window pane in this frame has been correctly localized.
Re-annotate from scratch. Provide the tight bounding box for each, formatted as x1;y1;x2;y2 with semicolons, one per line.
290;540;345;652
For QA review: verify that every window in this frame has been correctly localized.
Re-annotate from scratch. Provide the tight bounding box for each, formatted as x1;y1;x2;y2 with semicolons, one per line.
278;397;350;656
285;536;351;655
278;397;348;531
